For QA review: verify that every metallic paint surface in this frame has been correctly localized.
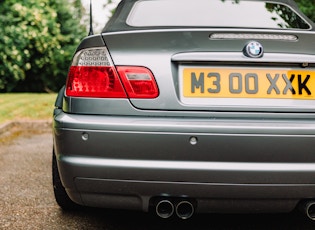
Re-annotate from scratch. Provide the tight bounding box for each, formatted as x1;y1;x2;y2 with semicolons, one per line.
54;0;315;214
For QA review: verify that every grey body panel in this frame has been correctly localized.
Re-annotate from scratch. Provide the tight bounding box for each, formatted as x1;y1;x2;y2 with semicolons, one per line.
64;29;315;113
54;109;315;212
101;29;315;112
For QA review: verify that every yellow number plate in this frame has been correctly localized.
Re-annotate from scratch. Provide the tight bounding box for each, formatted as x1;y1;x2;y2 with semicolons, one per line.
183;68;315;99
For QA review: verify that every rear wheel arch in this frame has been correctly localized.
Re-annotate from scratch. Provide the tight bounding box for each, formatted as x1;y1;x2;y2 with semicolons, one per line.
52;147;81;211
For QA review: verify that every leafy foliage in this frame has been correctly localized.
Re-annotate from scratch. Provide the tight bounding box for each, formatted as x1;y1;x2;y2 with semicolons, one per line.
0;0;86;92
295;0;315;22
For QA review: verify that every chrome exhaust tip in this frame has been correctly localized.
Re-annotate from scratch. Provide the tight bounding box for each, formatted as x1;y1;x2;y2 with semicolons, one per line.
176;201;194;220
156;200;174;219
305;202;315;221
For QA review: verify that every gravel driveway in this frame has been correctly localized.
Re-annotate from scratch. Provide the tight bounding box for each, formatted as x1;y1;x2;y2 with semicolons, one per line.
1;126;315;229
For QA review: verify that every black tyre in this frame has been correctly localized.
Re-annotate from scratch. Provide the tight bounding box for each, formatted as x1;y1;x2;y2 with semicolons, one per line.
52;148;81;210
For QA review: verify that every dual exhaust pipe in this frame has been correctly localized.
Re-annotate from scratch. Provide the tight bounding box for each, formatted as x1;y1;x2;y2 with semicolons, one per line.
155;199;315;220
302;201;315;221
156;199;315;221
155;199;195;220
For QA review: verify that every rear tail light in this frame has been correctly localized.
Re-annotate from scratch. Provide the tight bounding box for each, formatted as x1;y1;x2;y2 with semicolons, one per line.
66;47;159;98
66;48;126;98
117;66;159;98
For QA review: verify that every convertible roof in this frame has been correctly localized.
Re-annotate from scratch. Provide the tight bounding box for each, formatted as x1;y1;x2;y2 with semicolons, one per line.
103;0;314;32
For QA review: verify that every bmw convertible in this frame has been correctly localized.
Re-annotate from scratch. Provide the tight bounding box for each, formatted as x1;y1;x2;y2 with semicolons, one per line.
53;0;315;220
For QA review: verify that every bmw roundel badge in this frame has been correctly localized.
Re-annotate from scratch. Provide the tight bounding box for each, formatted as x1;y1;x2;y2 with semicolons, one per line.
244;41;264;58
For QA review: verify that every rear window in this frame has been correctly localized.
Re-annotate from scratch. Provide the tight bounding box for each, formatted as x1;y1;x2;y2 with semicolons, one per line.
127;0;310;30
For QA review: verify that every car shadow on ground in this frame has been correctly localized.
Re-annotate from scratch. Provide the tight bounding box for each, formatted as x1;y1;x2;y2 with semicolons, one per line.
58;206;315;230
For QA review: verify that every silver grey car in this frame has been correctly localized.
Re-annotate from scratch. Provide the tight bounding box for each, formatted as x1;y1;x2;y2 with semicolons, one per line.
53;0;315;220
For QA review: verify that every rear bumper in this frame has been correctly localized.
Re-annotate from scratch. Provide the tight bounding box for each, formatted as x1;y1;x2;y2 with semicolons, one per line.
53;110;315;213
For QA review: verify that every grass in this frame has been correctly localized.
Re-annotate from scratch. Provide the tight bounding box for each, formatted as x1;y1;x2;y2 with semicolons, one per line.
0;93;57;124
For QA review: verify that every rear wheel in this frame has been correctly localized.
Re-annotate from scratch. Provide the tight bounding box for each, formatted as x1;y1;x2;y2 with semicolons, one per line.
52;148;81;210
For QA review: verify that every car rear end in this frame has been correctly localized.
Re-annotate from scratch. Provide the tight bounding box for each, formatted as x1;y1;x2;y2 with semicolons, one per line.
53;0;315;219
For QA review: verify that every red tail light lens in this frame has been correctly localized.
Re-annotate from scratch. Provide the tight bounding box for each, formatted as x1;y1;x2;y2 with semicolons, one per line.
66;47;159;99
66;66;126;98
117;66;159;98
66;48;127;98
